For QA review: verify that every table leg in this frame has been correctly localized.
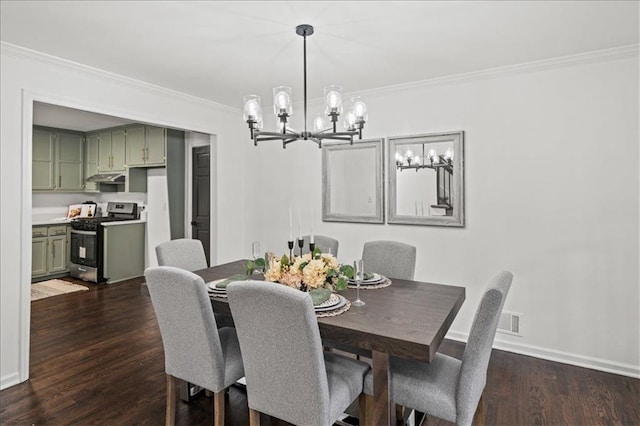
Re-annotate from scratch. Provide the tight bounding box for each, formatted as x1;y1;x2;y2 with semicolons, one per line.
372;350;396;426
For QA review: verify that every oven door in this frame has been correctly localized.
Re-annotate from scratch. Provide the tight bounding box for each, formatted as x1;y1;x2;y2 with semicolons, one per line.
70;229;98;267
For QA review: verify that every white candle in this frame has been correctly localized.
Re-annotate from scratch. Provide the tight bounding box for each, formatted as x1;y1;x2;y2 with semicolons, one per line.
288;207;293;241
310;208;314;243
297;204;302;239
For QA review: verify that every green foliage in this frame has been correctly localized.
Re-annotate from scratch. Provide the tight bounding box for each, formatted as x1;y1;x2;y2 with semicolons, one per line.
312;246;322;258
245;257;266;276
340;264;354;279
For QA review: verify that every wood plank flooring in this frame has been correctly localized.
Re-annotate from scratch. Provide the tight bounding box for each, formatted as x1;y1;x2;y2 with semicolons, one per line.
1;276;638;425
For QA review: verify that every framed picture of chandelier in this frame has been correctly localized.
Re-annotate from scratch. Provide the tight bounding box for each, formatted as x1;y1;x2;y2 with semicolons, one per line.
322;138;385;224
388;131;465;227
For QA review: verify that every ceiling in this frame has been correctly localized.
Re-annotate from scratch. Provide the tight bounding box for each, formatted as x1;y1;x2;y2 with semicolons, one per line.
2;1;638;111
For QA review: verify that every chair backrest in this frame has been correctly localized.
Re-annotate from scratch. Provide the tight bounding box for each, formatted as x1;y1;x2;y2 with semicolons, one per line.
145;266;226;391
362;240;416;280
456;271;513;426
300;235;339;256
156;238;207;271
227;281;332;425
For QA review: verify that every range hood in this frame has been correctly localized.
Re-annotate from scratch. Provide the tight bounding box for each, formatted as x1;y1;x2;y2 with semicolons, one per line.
87;173;126;184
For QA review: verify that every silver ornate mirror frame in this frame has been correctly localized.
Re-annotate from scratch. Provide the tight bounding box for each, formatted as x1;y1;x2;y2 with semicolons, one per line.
322;138;385;224
388;131;465;227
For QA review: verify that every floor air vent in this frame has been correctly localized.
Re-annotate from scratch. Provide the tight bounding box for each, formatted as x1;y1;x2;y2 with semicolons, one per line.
497;311;521;336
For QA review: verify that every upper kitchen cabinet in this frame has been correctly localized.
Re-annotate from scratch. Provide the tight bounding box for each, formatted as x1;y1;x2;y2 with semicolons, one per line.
98;129;126;173
56;130;84;191
32;126;84;192
84;133;99;191
126;125;166;167
32;128;55;190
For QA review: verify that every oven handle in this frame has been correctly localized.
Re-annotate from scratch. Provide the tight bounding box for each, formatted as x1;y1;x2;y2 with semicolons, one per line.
71;229;97;236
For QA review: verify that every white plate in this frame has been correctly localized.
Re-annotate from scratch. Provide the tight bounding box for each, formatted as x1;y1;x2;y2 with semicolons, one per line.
348;273;385;285
207;280;228;292
315;294;347;312
314;293;341;309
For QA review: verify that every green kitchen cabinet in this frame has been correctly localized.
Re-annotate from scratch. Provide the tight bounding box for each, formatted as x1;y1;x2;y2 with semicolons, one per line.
103;222;145;283
84;132;100;191
126;125;166;167
31;224;70;280
32;126;84;192
56;130;84;191
98;129;126;173
32;128;55;190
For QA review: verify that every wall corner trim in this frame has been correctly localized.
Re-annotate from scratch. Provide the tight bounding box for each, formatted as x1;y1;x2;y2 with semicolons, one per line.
1;372;21;391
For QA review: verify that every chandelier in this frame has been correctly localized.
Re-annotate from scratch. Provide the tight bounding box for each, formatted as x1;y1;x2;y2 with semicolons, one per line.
243;24;367;148
395;146;454;172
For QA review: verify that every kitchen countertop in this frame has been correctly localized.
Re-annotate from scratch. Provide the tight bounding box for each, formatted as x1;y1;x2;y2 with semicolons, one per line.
32;216;146;226
101;220;146;227
32;216;72;226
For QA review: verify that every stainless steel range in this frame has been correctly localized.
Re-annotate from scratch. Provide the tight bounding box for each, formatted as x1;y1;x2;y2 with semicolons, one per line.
70;202;138;283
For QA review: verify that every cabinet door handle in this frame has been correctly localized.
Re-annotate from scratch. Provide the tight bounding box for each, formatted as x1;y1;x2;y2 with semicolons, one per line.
142;147;146;160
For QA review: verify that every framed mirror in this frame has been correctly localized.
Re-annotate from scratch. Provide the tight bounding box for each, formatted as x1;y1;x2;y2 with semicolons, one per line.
322;138;384;224
388;131;464;227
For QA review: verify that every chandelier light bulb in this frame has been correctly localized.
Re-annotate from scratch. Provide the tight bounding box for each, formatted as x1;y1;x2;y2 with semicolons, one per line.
344;111;357;130
324;85;343;115
428;149;437;160
406;150;413;159
243;95;262;122
395;152;403;162
313;114;326;132
351;97;367;119
273;86;293;115
414;156;420;165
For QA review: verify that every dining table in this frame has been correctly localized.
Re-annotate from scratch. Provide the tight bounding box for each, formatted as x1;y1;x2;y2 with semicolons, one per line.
194;259;466;426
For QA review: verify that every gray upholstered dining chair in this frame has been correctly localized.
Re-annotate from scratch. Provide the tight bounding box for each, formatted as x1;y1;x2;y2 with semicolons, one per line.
363;270;513;426
156;238;208;271
227;280;371;426
145;266;244;426
300;234;339;256
362;240;416;280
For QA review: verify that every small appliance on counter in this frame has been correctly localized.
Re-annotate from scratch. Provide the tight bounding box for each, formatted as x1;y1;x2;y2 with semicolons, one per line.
69;201;139;283
67;201;97;219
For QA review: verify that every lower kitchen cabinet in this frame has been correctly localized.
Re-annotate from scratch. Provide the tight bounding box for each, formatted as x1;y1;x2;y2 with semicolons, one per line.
103;222;145;283
32;225;71;280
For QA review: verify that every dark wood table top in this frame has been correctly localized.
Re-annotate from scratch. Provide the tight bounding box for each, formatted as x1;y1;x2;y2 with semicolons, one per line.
194;259;465;363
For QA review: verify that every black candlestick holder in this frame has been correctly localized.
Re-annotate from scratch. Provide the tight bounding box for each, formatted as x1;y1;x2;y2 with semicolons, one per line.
297;238;304;257
288;240;294;259
309;242;315;255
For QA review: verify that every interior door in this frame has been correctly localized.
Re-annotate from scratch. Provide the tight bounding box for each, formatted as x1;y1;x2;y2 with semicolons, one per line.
191;145;210;265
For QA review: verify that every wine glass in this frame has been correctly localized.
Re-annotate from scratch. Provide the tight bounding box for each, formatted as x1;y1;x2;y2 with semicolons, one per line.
352;259;365;307
251;241;261;274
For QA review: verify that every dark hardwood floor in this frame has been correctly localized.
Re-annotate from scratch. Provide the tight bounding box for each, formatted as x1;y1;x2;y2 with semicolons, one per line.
1;276;638;425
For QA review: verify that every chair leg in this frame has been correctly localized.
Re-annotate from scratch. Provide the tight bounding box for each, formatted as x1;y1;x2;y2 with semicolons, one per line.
359;394;372;426
213;390;225;426
395;404;405;426
473;393;485;426
165;374;176;426
249;408;261;426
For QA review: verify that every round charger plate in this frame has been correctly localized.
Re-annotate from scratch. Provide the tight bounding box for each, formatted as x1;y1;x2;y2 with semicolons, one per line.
348;273;386;286
315;294;348;312
314;293;341;310
347;276;392;290
207;279;228;292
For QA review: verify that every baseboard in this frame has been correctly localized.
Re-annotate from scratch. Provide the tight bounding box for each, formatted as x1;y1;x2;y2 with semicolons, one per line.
446;331;640;379
1;372;21;390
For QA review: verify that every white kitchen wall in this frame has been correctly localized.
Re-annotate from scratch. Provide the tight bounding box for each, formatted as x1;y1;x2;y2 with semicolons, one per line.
242;51;639;376
0;43;246;389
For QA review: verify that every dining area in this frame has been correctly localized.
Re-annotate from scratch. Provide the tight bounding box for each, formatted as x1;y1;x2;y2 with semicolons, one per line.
147;237;512;426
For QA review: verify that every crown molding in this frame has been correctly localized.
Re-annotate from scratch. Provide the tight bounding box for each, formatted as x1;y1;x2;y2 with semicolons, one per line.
350;44;640;99
0;41;241;114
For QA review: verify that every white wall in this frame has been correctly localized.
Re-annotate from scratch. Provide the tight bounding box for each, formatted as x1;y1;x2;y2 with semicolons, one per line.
0;44;246;388
243;51;639;376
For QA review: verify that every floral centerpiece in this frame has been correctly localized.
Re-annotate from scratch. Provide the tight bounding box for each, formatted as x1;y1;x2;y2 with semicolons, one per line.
246;247;353;292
